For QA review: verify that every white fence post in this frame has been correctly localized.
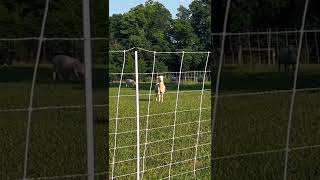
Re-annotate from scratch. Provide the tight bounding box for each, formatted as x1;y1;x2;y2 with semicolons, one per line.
134;51;141;180
268;28;271;65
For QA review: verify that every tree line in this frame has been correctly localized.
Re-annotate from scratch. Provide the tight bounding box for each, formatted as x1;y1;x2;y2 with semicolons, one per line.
0;0;107;65
109;0;211;74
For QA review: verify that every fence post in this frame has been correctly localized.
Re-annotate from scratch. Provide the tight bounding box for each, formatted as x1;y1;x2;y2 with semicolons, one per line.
315;32;320;64
229;35;235;64
248;33;253;65
238;45;242;65
276;30;280;68
83;0;94;179
285;28;289;46
305;32;310;64
257;30;262;64
134;51;141;180
268;28;271;65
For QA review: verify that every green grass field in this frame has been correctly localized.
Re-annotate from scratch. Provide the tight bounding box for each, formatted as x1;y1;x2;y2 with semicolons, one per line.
0;66;107;180
110;64;320;180
109;82;211;179
1;64;320;179
212;64;320;180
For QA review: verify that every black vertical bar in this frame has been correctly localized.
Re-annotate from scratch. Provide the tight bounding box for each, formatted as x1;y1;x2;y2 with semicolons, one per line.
211;0;224;178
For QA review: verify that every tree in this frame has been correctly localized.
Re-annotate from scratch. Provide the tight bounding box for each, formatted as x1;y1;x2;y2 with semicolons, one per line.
109;0;211;72
177;5;191;20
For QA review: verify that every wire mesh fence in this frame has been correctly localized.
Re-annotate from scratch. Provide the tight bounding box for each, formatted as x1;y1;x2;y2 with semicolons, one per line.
108;47;211;179
212;0;320;179
0;0;107;179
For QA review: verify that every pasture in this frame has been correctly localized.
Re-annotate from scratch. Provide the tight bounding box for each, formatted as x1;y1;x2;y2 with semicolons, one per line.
109;64;320;179
213;64;320;179
109;81;212;179
1;64;320;179
0;65;107;180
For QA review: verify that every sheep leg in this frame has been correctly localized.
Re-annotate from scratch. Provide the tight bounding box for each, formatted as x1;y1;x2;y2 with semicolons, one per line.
161;93;164;102
57;71;63;80
73;70;79;80
53;71;56;81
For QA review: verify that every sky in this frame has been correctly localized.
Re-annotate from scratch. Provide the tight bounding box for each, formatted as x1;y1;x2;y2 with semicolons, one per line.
109;0;193;18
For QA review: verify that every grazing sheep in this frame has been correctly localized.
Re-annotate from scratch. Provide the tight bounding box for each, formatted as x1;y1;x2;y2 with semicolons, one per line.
125;79;136;87
278;45;296;72
197;75;204;82
155;75;166;102
52;55;85;81
171;76;178;82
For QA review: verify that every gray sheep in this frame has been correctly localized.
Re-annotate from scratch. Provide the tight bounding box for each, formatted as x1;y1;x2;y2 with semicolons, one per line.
52;55;85;81
278;45;296;72
125;79;136;87
171;76;178;82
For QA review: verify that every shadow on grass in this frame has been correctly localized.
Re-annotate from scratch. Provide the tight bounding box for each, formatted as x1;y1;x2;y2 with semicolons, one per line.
0;65;107;89
221;72;320;91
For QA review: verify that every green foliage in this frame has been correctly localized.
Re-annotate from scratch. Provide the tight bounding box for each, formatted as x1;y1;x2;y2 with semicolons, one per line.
109;0;211;73
0;0;107;64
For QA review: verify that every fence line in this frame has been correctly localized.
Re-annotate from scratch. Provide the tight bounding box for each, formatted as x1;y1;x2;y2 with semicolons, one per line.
23;0;50;178
134;51;141;180
108;89;212;98
284;1;309;179
213;143;320;161
109;107;210;121
109;47;211;54
109;71;211;75
109;131;211;151
141;51;157;179
1;87;319;115
110;143;210;166
14;171;108;180
0;37;108;41
109;119;211;136
0;104;107;113
211;29;320;36
211;0;232;177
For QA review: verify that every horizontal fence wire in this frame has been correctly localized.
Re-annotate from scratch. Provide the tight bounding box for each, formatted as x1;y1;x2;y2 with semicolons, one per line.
108;42;320;179
109;71;211;75
109;48;211;180
0;37;108;41
109;89;211;98
14;171;108;180
109;131;211;151
110;143;211;165
109;47;211;54
211;29;320;36
109;107;210;121
109;119;211;136
0;104;107;113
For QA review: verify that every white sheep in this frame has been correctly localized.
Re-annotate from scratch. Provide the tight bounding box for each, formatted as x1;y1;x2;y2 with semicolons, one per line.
155;75;166;102
125;79;136;87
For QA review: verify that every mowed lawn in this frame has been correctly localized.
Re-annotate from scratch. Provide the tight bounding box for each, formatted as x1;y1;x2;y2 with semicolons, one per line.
0;65;108;180
109;82;212;179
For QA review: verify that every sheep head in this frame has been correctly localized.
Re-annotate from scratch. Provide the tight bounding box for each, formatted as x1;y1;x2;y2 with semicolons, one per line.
157;75;164;83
